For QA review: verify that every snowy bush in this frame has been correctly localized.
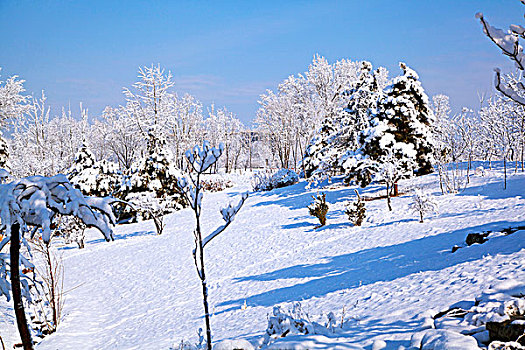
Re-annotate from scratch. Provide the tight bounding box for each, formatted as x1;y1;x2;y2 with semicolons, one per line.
56;215;87;249
409;189;438;223
271;169;299;188
251;171;272;192
261;302;352;348
345;190;366;226
308;193;329;227
200;177;233;192
252;169;298;192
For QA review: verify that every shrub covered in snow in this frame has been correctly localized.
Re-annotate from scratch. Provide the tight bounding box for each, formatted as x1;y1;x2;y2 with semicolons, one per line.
409;189;438;223
252;169;299;192
345;190;366;226
69;144;122;198
308;193;329;227
200;177;233;192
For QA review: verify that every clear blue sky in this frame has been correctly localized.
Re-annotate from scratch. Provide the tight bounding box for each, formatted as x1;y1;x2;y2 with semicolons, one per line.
0;0;523;124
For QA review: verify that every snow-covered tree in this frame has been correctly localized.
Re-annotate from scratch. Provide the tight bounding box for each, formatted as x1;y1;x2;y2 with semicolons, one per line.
344;63;434;191
0;68;29;129
409;189;438;223
303;62;389;180
0;175;117;349
257;55;363;171
479;96;521;189
345;189;366;226
120;132;186;221
206;106;245;172
68;144;121;198
10;94;88;178
177;141;248;350
308;193;329;227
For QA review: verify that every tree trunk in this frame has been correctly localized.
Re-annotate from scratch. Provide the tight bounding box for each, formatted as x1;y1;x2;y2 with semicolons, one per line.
419;211;424;223
393;183;399;197
386;183;392;211
10;223;34;350
504;157;507;190
193;174;213;350
438;165;444;194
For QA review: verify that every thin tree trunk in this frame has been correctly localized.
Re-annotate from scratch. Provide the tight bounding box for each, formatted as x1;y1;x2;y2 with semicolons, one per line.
386;183;392;211
10;223;34;350
393;183;399;197
419;211;424;223
193;174;212;350
504;157;507;190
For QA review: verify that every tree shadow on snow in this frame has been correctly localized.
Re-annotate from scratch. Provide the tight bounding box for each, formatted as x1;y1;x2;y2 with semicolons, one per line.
77;230;156;247
458;175;525;200
220;221;525;310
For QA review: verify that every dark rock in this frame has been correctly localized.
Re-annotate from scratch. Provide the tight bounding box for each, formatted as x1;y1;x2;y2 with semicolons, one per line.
452;245;461;253
466;232;490;246
486;321;525;343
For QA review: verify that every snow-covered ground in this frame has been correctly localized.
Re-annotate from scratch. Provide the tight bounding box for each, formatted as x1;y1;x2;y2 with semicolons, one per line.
2;165;525;349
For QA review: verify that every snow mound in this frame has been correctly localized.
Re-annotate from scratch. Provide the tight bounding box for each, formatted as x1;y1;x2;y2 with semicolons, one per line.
413;329;479;350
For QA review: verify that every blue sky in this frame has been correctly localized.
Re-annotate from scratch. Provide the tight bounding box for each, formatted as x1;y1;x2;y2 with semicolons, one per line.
0;1;523;124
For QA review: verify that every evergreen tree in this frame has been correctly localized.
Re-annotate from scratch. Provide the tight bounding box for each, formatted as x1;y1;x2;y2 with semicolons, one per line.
69;143;121;198
303;61;386;180
121;132;187;220
345;62;435;187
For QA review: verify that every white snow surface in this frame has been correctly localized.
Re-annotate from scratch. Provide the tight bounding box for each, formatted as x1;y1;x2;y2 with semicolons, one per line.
2;165;525;349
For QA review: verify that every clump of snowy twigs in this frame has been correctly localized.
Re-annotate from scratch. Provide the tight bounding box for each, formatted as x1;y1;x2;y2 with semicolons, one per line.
261;302;357;348
409;189;438;223
177;141;248;350
308;193;329;228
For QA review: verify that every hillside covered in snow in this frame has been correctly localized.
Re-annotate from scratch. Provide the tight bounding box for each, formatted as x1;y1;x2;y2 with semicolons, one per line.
2;164;524;349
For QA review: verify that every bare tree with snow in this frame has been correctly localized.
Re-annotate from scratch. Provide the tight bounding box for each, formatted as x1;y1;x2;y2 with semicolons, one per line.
177;141;248;350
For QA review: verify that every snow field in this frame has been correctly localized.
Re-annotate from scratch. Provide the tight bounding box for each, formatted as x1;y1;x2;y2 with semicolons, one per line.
1;167;524;349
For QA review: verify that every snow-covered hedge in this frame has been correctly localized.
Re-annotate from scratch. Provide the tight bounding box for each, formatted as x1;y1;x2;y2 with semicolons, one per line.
252;169;299;192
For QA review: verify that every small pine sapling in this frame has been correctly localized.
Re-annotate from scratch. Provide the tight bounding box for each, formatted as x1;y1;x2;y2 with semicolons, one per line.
409;189;438;223
345;190;366;226
308;193;329;228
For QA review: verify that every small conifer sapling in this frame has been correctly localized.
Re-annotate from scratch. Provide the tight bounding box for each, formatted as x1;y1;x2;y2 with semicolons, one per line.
308;193;329;228
346;190;366;226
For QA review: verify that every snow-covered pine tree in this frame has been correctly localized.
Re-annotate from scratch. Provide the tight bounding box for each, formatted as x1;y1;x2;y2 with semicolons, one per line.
308;193;329;228
303;62;387;180
344;62;435;188
376;62;435;175
121;131;186;220
345;189;366;226
69;143;121;198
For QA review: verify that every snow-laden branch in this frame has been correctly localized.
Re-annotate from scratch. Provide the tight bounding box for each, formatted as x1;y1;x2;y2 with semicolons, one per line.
477;10;525;105
494;68;525;105
202;192;248;249
0;174;115;244
185;141;224;174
